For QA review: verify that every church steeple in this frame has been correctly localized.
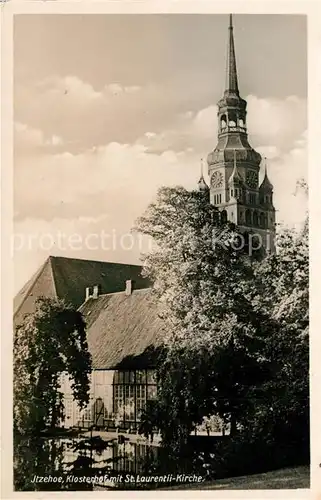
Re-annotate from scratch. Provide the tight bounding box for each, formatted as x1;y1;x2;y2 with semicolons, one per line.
206;14;276;254
208;14;261;167
225;14;239;96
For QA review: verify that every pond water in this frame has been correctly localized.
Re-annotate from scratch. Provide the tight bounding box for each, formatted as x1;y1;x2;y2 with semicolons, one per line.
14;432;222;490
61;433;159;476
14;432;160;490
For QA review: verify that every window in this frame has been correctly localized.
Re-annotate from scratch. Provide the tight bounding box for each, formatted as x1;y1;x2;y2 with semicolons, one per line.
249;193;256;205
113;369;157;426
114;385;124;414
253;211;258;227
228;112;237;127
84;406;92;421
75;405;81;421
245;209;252;226
221;210;228;224
264;214;268;228
147;370;156;384
136;385;146;420
260;213;265;228
65;398;73;419
147;385;157;400
220;114;227;131
214;194;222;205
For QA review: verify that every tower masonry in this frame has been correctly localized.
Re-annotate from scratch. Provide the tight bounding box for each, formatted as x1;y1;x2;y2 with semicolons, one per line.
207;14;276;254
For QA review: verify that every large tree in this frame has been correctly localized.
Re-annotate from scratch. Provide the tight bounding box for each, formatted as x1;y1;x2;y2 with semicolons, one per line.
135;187;273;450
247;217;309;463
14;297;92;435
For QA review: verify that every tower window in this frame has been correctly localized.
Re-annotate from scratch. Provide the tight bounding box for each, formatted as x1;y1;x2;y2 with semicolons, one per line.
264;214;268;228
220;114;227;131
228;112;237;127
219;194;222;204
221;209;228;224
259;213;265;228
249;193;256;205
253;211;258;226
245;209;252;226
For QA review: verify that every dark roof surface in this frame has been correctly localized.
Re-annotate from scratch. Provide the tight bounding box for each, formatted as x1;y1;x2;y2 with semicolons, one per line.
80;288;167;370
14;256;149;325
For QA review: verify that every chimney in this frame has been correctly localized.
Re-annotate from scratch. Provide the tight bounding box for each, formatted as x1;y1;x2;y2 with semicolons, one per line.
93;284;101;299
85;287;92;301
125;280;133;296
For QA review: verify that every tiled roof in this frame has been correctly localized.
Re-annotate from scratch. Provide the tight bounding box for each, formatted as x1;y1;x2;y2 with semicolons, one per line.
14;256;150;326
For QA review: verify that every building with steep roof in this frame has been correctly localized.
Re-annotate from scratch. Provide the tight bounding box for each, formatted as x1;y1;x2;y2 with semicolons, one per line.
207;14;276;253
59;284;164;431
14;255;150;326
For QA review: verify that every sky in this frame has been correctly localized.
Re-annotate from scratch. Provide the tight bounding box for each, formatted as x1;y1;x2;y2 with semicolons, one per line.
14;14;307;293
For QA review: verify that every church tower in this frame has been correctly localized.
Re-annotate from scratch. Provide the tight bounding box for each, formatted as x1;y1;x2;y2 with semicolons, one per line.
207;14;276;253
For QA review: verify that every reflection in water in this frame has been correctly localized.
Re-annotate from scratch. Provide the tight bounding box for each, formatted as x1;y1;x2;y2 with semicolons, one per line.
62;435;158;476
14;432;159;490
14;433;223;491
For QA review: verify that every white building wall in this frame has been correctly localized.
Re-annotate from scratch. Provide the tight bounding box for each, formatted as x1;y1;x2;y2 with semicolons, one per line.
60;370;115;428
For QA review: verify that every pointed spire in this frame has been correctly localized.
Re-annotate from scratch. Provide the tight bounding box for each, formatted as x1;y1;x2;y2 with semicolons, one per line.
260;157;273;190
263;156;267;177
198;158;209;193
228;149;243;185
225;14;239;96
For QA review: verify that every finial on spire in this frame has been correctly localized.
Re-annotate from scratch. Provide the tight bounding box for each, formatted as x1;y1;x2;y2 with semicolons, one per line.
260;156;273;191
225;13;239;96
200;157;204;177
264;156;268;176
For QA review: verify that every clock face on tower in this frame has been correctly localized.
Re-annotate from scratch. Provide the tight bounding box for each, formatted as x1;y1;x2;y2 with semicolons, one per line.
246;170;258;189
211;171;223;188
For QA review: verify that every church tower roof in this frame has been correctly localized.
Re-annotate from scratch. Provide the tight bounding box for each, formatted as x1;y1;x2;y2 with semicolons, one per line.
228;149;244;186
207;14;262;168
198;159;210;193
225;14;239;96
259;158;273;191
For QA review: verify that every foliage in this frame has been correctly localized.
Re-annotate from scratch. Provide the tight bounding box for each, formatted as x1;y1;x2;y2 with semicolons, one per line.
136;185;309;468
247;218;309;462
135;187;273;448
14;297;92;435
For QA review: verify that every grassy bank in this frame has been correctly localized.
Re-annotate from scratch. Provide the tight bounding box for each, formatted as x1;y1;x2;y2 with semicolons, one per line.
166;465;310;490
